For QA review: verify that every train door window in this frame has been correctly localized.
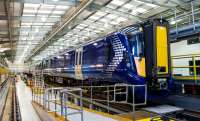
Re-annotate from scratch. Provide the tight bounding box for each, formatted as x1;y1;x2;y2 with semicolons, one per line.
128;33;144;57
75;52;76;65
79;51;82;65
70;52;75;66
189;60;200;75
75;52;78;65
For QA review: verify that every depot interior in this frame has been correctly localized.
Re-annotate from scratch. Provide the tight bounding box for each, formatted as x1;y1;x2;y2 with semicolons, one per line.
0;0;200;121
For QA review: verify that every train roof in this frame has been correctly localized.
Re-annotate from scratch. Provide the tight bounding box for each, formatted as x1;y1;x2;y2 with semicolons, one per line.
43;18;167;61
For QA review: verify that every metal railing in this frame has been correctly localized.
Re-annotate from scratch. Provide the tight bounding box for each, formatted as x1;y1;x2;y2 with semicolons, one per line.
32;86;84;121
32;81;147;121
170;1;200;40
171;54;200;84
80;83;147;121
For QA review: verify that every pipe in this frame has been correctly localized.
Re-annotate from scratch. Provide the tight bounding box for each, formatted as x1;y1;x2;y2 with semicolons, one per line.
4;0;13;62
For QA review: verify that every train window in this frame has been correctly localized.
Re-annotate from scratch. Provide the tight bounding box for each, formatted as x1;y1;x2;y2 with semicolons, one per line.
79;52;82;65
128;33;144;57
70;52;75;66
123;51;131;68
189;60;200;75
187;37;200;45
75;52;78;65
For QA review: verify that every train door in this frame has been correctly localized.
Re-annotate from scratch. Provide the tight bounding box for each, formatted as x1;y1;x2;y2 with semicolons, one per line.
75;48;83;80
128;31;146;77
143;19;170;90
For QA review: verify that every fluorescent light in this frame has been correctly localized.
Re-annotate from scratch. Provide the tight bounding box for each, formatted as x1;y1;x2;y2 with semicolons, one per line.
117;17;127;22
0;48;10;52
32;22;44;25
56;5;69;9
93;43;98;46
136;8;147;13
111;0;124;6
31;36;34;40
21;22;32;26
104;22;108;27
95;11;107;17
106;14;118;19
23;14;35;17
87;30;90;36
23;9;37;13
52;10;65;15
38;10;51;14
90;15;100;20
110;21;118;25
35;27;39;32
44;22;54;26
123;3;134;9
135;0;144;4
41;16;47;22
170;21;176;25
170;19;182;25
146;3;157;8
131;10;137;15
24;3;40;8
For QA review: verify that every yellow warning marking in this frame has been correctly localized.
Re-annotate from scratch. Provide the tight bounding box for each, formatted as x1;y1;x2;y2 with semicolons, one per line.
156;26;169;74
134;57;146;77
48;112;68;121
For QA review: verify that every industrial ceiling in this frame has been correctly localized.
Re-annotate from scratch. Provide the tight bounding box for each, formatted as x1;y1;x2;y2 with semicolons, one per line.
0;0;200;68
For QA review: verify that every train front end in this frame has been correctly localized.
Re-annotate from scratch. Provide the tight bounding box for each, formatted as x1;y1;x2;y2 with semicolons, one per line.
142;19;171;94
123;19;171;101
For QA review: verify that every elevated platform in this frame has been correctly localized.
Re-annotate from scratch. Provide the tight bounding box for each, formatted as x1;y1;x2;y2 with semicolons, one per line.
16;78;154;121
16;79;41;121
17;75;198;121
173;76;200;85
152;95;200;112
143;105;183;114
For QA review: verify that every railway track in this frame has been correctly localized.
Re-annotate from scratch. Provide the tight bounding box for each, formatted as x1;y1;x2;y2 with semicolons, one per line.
0;79;10;120
173;110;200;121
0;78;22;121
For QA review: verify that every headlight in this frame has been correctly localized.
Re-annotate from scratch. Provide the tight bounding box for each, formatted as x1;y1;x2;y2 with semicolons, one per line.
158;78;168;89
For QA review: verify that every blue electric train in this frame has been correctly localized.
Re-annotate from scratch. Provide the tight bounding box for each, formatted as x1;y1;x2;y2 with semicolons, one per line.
36;19;172;101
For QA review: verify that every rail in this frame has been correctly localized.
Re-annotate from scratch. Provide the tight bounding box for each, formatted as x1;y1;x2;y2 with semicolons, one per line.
171;54;200;84
32;86;84;121
12;80;22;121
0;78;10;120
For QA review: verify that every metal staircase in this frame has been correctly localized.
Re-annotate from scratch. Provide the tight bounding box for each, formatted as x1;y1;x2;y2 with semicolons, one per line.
105;34;126;77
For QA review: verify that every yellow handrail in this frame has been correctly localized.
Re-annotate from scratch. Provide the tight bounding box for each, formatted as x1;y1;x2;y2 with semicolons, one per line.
171;54;200;82
171;53;200;58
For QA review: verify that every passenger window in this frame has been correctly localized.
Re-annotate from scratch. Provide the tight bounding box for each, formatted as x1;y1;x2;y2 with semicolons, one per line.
128;33;144;57
75;52;78;65
79;52;82;65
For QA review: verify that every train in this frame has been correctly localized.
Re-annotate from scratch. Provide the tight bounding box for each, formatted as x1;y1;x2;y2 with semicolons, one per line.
35;19;172;102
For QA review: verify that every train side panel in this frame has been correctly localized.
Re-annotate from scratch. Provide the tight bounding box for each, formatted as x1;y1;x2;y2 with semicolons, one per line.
82;39;107;80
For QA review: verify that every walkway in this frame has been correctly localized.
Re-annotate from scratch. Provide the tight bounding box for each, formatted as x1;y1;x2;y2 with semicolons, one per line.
16;79;41;121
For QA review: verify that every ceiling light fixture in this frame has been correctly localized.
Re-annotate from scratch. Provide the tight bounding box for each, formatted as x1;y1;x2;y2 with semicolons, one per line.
170;19;182;25
87;30;90;36
41;16;47;22
35;27;39;32
170;20;176;25
104;22;108;28
31;36;34;40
